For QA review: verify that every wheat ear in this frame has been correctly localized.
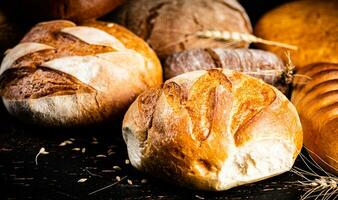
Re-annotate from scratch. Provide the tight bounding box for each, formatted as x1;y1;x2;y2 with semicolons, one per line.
196;30;298;50
288;150;338;200
281;51;312;85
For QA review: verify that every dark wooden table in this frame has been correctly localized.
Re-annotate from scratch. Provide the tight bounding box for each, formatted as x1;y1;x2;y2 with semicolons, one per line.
0;100;309;200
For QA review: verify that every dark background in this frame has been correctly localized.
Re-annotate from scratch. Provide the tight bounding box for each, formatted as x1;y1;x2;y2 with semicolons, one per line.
0;0;330;200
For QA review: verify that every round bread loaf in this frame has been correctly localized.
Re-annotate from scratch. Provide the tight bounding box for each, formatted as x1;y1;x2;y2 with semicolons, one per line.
292;63;338;175
3;0;124;22
254;0;338;68
0;20;162;127
122;69;303;191
114;0;252;59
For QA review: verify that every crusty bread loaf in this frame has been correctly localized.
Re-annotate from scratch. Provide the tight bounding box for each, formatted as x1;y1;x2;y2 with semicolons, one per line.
122;69;303;191
254;0;338;68
114;0;252;59
3;0;124;22
292;63;338;175
164;48;289;94
0;20;162;127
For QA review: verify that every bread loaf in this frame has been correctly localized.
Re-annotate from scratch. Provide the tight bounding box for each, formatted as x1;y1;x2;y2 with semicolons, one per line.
122;69;303;191
2;0;124;22
292;63;338;174
0;20;162;127
114;0;252;59
164;48;289;94
254;0;338;68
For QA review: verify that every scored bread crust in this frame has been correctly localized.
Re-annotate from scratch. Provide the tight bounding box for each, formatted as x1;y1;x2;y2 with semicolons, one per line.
0;20;162;127
122;69;303;191
114;0;252;59
292;63;338;175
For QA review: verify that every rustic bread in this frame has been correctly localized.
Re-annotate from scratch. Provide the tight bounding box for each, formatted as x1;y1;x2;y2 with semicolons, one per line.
292;63;338;175
254;0;338;68
0;20;162;127
114;0;252;59
122;69;303;191
164;48;289;94
3;0;124;22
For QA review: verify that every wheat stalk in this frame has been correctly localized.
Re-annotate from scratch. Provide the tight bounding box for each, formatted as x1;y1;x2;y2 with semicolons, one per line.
288;149;338;200
196;30;298;50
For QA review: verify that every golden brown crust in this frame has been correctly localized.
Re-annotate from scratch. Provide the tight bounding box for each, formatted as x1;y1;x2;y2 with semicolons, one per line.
123;69;303;190
10;21;114;72
81;21;163;87
292;63;338;174
0;20;162;127
0;67;94;99
1;20;112;99
254;0;338;68
231;76;276;146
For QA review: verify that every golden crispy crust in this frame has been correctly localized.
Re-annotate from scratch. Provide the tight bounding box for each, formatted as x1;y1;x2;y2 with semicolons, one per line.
254;0;338;68
292;63;338;174
81;21;163;88
123;69;303;190
0;20;162;127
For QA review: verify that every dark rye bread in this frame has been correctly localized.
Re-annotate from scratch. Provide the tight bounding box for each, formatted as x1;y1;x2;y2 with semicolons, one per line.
114;0;252;59
0;20;112;99
164;48;288;94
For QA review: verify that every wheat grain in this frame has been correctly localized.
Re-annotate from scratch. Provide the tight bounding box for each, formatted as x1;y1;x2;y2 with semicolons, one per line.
35;147;49;165
196;30;298;50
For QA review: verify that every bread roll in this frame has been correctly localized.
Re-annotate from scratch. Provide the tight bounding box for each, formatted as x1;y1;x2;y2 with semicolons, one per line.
164;48;289;94
3;0;124;22
122;69;303;191
292;63;338;174
114;0;252;59
0;20;162;127
254;0;338;68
